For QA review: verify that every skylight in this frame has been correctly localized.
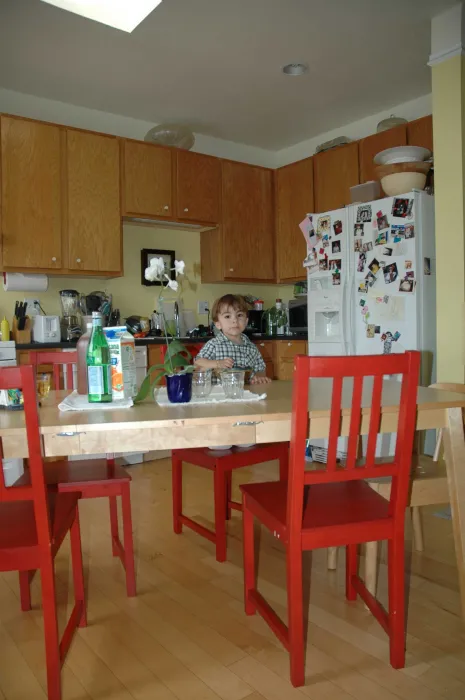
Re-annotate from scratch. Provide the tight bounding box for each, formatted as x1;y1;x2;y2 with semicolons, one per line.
40;0;163;33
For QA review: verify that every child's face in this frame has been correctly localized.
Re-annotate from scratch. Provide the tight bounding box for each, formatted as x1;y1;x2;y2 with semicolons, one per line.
215;305;248;339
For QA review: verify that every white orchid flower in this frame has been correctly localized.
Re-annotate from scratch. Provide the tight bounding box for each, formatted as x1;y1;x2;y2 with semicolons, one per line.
174;260;185;276
145;266;159;282
149;257;166;276
166;279;179;292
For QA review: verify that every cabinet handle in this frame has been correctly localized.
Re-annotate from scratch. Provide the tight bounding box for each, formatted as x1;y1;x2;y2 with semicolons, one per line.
184;207;189;212
76;258;81;263
288;342;292;346
260;343;264;347
52;257;57;262
229;268;234;272
164;205;169;211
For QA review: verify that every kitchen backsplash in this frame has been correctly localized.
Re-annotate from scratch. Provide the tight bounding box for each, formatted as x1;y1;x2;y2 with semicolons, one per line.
0;224;294;324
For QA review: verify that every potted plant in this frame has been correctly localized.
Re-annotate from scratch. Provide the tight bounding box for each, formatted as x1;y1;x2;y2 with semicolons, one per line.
134;256;195;404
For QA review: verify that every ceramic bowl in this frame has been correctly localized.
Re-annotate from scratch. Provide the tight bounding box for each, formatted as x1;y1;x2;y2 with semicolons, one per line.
381;171;427;196
374;145;431;165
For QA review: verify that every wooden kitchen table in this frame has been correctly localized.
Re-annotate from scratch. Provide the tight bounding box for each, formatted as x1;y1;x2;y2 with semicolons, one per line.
1;379;465;617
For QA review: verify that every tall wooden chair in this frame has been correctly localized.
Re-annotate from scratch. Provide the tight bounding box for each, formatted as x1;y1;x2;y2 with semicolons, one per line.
240;352;420;686
0;365;86;700
22;351;136;597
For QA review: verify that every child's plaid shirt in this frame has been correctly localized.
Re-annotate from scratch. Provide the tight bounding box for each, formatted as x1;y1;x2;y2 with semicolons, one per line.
197;333;266;374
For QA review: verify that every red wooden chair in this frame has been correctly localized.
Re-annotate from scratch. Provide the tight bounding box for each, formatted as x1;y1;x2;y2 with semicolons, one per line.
0;365;86;700
162;343;289;562
24;350;136;597
240;352;420;686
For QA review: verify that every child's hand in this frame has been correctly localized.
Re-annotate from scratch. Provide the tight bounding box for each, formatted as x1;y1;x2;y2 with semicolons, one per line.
250;375;272;384
216;358;234;369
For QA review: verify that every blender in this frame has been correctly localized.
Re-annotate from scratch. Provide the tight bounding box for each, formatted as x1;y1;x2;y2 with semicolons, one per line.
59;289;82;341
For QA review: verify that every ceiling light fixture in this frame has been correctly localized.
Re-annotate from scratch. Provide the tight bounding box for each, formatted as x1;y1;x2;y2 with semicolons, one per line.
282;63;308;76
40;0;163;33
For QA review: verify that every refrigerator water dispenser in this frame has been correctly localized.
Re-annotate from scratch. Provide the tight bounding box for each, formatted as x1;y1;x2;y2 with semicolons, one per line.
314;310;341;340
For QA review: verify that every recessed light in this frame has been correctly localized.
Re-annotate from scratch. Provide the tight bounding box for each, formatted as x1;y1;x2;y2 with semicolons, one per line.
282;63;308;76
40;0;163;33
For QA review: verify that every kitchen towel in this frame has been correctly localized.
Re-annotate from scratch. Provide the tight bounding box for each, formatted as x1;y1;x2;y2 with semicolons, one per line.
155;386;267;406
58;391;134;412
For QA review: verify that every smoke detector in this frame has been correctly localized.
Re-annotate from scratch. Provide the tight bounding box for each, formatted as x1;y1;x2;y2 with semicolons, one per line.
282;63;307;76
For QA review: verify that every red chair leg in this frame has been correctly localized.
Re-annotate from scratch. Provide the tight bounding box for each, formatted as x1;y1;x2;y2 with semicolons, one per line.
242;499;256;615
287;545;305;687
121;484;137;597
279;447;289;481
40;561;61;700
388;536;406;669
109;496;119;556
69;509;87;627
345;544;358;601
225;471;232;520
19;570;32;611
172;454;183;534
213;467;227;562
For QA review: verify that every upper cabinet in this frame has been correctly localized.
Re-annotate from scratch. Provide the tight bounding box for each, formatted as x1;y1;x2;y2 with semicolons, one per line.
66;130;122;273
358;125;407;184
275;157;313;283
222;161;274;281
313;143;359;212
176;150;221;223
1;116;63;271
122;140;173;218
407;115;433;153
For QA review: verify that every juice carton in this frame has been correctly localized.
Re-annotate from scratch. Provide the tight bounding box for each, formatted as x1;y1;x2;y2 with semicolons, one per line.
103;327;137;400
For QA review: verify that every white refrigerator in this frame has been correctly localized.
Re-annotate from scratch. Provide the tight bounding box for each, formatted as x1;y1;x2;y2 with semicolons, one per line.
303;190;436;456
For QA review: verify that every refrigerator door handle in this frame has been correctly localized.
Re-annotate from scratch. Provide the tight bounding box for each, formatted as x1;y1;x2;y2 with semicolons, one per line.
340;276;347;356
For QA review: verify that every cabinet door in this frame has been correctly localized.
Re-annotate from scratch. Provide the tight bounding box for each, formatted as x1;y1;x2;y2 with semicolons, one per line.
359;125;407;184
122;140;173;218
407;115;433;153
176;150;220;223
276;158;313;282
222;161;274;281
314;143;359;212
1;116;63;270
67;130;121;273
274;340;307;380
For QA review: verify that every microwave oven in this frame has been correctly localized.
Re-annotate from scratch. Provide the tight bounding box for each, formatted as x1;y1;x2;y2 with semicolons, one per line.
288;298;307;336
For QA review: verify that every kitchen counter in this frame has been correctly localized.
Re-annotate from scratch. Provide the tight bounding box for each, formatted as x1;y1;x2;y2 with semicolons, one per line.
16;334;305;350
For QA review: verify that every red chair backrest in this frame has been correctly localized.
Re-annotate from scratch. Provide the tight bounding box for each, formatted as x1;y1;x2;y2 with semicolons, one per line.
30;350;77;390
288;352;420;529
0;366;53;546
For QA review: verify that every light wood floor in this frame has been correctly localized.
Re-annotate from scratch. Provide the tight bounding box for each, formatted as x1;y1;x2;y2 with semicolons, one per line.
0;457;463;700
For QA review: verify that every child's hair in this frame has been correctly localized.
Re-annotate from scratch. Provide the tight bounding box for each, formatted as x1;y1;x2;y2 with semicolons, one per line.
211;294;249;322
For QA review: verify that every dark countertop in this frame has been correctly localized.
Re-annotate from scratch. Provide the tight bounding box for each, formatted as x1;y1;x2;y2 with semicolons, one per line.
15;333;306;351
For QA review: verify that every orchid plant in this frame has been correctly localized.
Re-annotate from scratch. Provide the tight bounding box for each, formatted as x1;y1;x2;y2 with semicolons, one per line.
134;257;194;403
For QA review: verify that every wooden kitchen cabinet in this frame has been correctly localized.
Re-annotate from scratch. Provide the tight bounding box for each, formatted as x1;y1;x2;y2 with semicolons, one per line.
313;143;359;212
273;339;307;380
122;139;173;218
176;150;221;223
407;115;433;153
275;157;313;283
202;161;274;283
359;125;407;184
0;116;63;271
66;129;122;274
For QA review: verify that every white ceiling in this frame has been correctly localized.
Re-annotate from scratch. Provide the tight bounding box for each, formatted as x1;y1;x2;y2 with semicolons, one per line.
0;0;456;150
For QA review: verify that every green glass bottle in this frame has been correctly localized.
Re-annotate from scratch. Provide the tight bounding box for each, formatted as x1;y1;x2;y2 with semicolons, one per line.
87;312;112;403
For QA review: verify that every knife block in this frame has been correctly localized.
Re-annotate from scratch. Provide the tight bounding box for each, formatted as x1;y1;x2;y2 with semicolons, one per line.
11;316;32;344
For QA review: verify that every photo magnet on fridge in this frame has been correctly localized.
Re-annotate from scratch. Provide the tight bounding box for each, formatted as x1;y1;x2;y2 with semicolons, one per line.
322;234;330;248
358;281;368;293
405;224;415;239
317;215;331;235
329;258;341;271
366;324;376;339
362;241;373;253
319;258;328;271
384;262;398;284
354;223;364;237
368;258;380;275
405;260;413;270
304;249;319;274
365;271;377;288
331;240;341;254
375;326;381;334
333;220;343;235
399;277;415;293
382;246;393;257
299;216;315;248
354;238;362;252
375;231;388;247
356;205;372;223
357;253;366;273
332;272;341;286
377;212;389;231
392;198;413;218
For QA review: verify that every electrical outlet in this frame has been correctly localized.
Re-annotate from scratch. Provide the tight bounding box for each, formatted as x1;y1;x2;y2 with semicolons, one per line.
197;301;209;315
24;298;41;316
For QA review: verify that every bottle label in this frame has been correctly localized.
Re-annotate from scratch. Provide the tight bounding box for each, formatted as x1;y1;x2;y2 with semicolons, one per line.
88;366;104;394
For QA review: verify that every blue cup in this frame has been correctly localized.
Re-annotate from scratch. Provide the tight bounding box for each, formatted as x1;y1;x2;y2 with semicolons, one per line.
166;373;192;403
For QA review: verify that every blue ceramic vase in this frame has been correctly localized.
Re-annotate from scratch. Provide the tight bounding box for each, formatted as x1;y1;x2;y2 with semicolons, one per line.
166;373;192;403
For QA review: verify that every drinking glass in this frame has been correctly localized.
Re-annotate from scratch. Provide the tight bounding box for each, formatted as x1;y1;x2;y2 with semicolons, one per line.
221;370;245;399
37;373;51;400
192;369;212;398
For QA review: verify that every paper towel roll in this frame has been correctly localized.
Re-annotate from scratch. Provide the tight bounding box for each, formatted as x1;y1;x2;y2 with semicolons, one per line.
3;273;49;292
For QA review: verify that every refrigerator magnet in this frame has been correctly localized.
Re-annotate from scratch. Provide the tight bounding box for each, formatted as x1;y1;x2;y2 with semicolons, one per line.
317;215;331;235
333;220;343;235
365;271;377;288
383;262;398;285
356;205;372;223
354;238;362;252
331;240;341;255
405;224;415;239
332;272;341;286
366;325;376;339
359;298;366;306
357;253;366;273
391;224;405;238
358;281;368;293
392;198;413;218
368;258;380;275
329;258;341;272
375;231;388;247
377;213;389;231
393;331;401;341
375;326;381;334
319;258;328;271
362;241;373;253
382;246;393;257
304;250;319;274
354;223;364;237
405;260;413;270
322;234;330;248
399;277;415;293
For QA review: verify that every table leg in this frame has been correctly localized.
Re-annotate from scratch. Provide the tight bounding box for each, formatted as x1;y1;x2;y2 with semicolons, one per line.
442;407;465;620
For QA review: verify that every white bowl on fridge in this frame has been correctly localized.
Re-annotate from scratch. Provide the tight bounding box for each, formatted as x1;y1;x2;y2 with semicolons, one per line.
374;146;431;165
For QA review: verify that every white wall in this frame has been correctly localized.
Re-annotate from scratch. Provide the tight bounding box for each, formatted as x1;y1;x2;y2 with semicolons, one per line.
275;94;433;167
0;87;276;168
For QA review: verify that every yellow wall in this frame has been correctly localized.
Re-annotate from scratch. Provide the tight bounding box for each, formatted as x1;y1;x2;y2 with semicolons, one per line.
432;55;465;382
0;224;295;326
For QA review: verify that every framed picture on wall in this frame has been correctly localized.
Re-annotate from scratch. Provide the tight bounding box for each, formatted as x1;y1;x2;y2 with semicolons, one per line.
141;248;175;286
